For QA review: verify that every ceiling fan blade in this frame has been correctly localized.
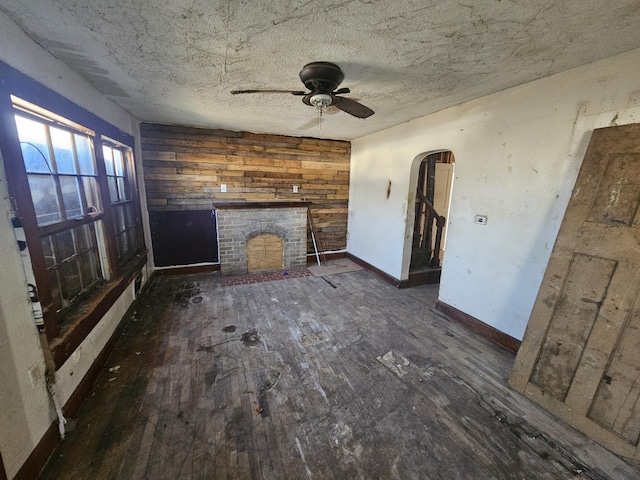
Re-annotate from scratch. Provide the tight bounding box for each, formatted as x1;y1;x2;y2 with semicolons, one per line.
231;89;307;95
333;87;350;95
331;95;374;118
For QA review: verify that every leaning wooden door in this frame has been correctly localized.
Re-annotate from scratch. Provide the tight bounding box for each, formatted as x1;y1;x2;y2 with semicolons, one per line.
510;124;640;463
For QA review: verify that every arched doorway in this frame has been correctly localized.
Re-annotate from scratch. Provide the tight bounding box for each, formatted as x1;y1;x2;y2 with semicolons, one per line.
409;150;455;277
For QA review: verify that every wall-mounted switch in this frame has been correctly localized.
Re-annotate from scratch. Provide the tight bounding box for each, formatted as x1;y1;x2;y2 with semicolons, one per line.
293;185;299;193
221;184;227;192
475;215;488;225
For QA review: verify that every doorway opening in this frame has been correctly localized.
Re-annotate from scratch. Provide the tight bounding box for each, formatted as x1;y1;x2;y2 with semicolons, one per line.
409;151;455;276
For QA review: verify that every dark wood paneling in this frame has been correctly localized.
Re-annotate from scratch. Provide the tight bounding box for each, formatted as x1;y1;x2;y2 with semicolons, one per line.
140;123;350;254
149;210;218;267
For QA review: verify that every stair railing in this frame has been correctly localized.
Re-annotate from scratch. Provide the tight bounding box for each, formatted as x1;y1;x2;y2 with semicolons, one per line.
415;190;446;268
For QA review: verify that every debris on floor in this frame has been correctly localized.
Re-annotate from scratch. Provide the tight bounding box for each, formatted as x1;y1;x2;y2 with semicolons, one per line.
241;329;261;347
376;350;410;378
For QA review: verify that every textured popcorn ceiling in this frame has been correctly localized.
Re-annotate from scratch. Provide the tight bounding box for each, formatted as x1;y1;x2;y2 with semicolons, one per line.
2;0;640;140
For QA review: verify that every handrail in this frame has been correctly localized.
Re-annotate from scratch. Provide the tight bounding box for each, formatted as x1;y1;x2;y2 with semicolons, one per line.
416;191;445;225
415;190;446;267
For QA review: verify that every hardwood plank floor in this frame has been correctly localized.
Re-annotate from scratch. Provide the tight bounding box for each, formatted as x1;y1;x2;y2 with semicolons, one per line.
39;268;639;479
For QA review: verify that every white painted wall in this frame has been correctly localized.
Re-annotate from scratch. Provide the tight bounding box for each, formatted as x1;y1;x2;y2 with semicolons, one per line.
0;149;53;479
349;48;640;341
0;10;149;478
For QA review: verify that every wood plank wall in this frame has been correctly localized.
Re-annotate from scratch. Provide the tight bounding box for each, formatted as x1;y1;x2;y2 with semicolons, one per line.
140;123;351;253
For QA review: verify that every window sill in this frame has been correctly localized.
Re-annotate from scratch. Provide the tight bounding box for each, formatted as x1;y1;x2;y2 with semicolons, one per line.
48;252;147;369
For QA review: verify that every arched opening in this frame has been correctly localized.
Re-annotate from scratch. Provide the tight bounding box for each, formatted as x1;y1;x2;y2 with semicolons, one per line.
408;150;455;279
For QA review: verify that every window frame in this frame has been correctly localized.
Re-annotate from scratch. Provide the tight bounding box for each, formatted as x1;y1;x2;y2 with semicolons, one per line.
0;67;146;369
101;139;145;266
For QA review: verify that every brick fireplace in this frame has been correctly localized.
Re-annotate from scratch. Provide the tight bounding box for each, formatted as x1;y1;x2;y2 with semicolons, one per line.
214;201;310;276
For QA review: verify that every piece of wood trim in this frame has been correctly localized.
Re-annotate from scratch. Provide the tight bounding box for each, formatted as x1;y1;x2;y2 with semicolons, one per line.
13;291;141;480
346;253;402;287
435;300;521;354
154;263;220;276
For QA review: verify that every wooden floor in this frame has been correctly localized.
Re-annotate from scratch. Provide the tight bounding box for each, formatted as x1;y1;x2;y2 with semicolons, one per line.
39;267;639;479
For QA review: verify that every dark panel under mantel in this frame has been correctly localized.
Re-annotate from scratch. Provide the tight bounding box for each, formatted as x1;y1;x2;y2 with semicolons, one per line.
149;210;218;267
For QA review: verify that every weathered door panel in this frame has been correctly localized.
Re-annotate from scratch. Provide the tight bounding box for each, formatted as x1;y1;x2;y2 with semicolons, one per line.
510;124;640;464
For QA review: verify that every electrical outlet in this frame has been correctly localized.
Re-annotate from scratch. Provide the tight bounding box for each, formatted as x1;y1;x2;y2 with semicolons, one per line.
475;215;488;225
220;184;227;192
293;185;299;193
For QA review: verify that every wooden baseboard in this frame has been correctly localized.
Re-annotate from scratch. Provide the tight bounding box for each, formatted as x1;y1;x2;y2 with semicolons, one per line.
154;263;220;276
13;297;141;480
346;253;402;287
0;450;8;480
12;422;57;480
435;300;521;354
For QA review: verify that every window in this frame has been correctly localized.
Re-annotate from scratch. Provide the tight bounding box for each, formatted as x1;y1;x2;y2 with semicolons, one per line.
16;115;101;225
11;98;145;325
102;142;144;264
15;112;106;314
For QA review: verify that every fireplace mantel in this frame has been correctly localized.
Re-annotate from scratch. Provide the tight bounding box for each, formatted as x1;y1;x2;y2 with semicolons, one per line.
213;201;311;210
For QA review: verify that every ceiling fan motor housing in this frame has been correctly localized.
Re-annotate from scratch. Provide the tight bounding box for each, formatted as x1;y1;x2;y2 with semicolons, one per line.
299;62;344;93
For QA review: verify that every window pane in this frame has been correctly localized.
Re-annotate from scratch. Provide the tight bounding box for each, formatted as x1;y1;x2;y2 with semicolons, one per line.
50;127;76;174
82;177;102;213
124;203;134;226
117;232;128;258
41;236;56;269
126;228;138;255
48;270;63;312
79;251;100;287
60;260;82;301
117;177;127;201
28;174;61;225
113;149;124;176
75;134;95;175
74;224;95;252
60;176;83;218
113;205;126;233
102;145;115;175
108;177;118;202
55;230;75;261
15;116;52;173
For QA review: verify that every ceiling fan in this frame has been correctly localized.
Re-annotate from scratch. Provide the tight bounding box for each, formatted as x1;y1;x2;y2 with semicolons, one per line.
231;62;374;119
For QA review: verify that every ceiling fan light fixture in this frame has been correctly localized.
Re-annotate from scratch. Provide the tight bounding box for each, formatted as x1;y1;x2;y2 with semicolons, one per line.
309;93;332;117
231;62;374;119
